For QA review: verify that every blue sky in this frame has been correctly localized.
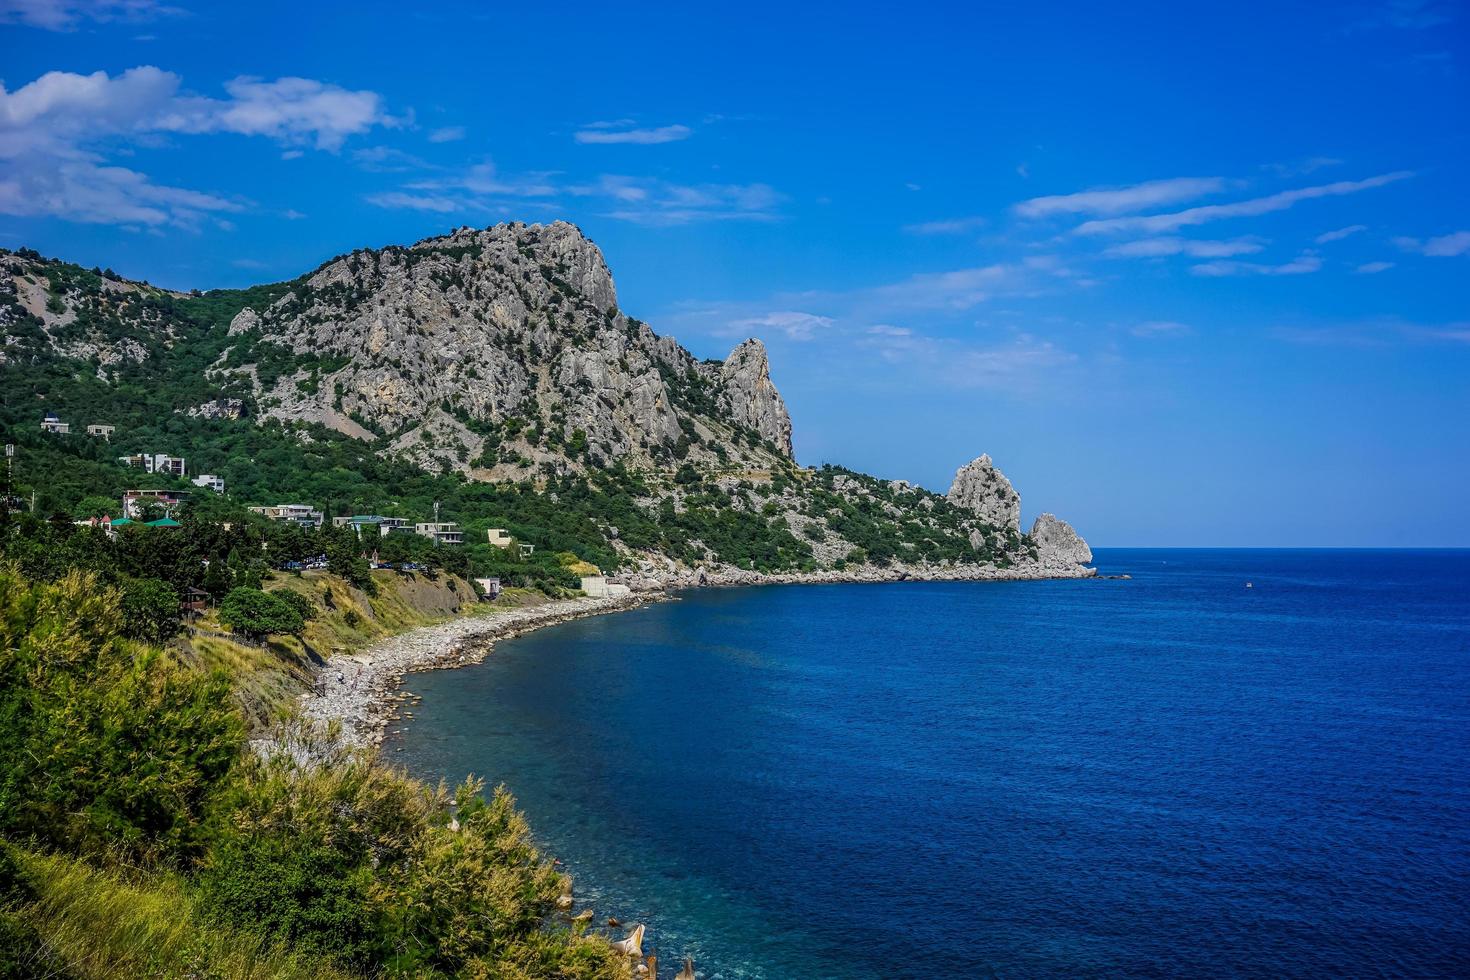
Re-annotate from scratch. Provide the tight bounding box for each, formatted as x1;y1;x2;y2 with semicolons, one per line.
2;0;1466;546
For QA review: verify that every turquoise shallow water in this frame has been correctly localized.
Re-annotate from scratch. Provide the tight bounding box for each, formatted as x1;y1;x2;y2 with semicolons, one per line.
387;550;1470;978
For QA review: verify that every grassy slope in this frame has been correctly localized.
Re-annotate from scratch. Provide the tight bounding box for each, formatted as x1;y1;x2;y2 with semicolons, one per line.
5;847;354;980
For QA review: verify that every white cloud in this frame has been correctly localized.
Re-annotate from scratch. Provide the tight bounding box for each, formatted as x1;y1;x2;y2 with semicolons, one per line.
1131;320;1192;337
0;0;175;30
368;165;783;225
0;160;242;226
352;145;432;173
1075;172;1414;236
1356;261;1395;273
866;324;912;336
1315;224;1367;243
1394;230;1470;256
728;311;833;341
903;215;986;235
0;66;396;225
1103;236;1265;258
574;123;692;145
427;125;465;143
363;191;465;213
1191;253;1324;277
1015;176;1227;218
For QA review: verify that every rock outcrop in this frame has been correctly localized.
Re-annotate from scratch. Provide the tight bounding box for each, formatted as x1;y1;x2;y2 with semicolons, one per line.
718;338;793;455
1029;513;1092;564
217;221;795;475
946;454;1021;534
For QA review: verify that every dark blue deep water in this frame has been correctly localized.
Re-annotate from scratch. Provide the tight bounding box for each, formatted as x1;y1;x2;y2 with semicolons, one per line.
388;550;1470;978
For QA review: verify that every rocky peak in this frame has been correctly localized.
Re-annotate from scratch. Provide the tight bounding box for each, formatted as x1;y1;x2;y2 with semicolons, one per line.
717;338;793;456
1030;513;1092;564
215;221;795;476
946;454;1021;533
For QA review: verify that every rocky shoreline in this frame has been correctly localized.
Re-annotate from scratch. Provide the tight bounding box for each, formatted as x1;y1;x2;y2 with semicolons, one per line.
296;591;657;752
286;559;1093;758
630;555;1097;589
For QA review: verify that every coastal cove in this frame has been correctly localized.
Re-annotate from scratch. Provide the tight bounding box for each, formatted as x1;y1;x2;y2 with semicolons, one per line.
387;549;1470;979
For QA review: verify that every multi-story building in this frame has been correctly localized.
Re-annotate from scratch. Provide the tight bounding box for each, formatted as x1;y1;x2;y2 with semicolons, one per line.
191;474;225;493
487;528;514;548
334;515;416;538
248;504;324;529
86;423;116;439
40;413;69;434
414;521;464;546
118;453;187;477
121;489;186;519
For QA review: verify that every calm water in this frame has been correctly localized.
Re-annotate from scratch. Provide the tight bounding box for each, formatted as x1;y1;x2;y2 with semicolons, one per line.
388;550;1470;978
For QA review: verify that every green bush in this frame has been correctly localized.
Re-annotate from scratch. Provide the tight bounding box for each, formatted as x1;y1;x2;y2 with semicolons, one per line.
0;568;242;866
218;587;304;640
118;576;181;643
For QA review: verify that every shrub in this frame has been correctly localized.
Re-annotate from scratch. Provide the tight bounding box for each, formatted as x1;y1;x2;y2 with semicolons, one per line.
218;587;304;640
274;588;316;625
0;568;242;865
118;576;181;643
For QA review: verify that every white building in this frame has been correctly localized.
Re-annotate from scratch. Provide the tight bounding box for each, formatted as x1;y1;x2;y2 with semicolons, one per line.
122;489;185;519
191;474;225;493
40;413;69;434
334;515;415;538
86;423;116;439
487;528;514;547
119;453;187;477
580;575;631;598
415;521;464;546
249;504;324;529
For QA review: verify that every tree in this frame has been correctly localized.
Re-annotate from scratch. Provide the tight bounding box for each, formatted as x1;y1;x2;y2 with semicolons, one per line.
72;495;119;520
118;577;181;643
275;588;316;625
218;587;303;640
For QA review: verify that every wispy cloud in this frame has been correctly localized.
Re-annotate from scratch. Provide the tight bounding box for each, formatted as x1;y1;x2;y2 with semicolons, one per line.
574;122;692;145
1103;236;1265;258
1315;224;1368;244
1351;0;1457;30
368;164;782;225
903;215;986;235
1394;230;1470;256
728;311;833;341
427;125;465;143
1191;253;1323;277
1131;320;1192;337
860;327;1077;390
352;145;433;173
1356;261;1395;274
0;0;177;30
1015;176;1228;219
1075;172;1414;236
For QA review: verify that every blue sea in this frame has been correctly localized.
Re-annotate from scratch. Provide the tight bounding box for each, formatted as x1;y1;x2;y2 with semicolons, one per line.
387;550;1470;978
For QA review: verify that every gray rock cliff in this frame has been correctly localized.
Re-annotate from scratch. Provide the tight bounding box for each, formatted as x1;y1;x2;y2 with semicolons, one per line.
1029;513;1092;564
946;454;1021;534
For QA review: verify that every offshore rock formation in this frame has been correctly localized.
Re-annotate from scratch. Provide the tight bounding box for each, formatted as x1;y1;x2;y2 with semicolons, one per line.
1030;513;1092;564
217;221;795;475
946;454;1021;533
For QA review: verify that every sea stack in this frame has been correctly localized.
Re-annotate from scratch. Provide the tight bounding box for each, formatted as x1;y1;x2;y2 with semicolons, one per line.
1030;513;1092;564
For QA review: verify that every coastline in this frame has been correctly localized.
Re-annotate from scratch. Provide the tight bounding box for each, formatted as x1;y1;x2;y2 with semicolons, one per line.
630;554;1097;589
296;590;658;751
289;558;1094;755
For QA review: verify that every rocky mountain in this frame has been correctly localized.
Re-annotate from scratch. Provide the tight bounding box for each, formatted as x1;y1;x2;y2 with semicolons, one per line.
1;227;1094;583
216;221;792;477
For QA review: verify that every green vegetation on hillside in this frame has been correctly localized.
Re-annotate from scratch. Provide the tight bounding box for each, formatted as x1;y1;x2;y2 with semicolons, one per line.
0;567;632;978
